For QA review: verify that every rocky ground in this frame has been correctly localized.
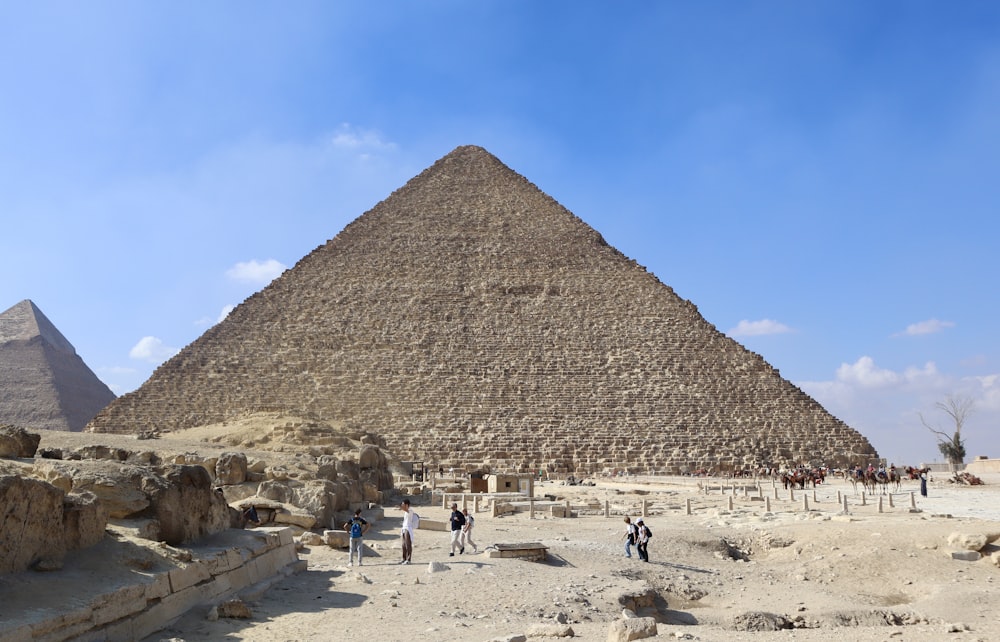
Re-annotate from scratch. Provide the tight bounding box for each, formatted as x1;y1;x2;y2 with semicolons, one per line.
13;426;1000;642
150;475;1000;641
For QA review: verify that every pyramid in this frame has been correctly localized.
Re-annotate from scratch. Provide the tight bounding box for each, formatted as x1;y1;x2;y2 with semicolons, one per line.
0;300;116;431
88;146;877;473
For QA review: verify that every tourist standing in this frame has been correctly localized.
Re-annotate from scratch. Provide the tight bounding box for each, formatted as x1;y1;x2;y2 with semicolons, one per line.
449;502;466;555
920;469;928;497
343;508;369;567
622;516;637;558
635;518;650;562
461;507;478;553
399;499;417;564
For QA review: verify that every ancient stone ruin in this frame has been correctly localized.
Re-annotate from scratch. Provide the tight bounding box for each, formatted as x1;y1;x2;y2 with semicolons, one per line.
0;299;116;431
88;145;878;473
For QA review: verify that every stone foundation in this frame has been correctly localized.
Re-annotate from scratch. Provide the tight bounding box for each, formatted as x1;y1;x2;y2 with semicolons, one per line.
0;527;302;642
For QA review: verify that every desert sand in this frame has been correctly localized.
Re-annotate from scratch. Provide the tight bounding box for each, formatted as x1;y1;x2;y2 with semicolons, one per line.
143;470;1000;642
17;427;1000;642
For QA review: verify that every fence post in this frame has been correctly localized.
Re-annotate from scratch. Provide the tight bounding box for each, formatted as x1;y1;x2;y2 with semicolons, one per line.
685;498;692;515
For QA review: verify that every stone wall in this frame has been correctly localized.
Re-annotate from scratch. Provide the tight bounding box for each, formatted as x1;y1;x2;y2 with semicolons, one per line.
88;146;878;473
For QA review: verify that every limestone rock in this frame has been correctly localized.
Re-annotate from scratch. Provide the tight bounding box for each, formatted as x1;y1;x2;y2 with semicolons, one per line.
215;452;248;485
607;616;657;641
0;475;66;572
217;598;253;619
525;622;575;637
0;424;41;458
948;531;988;551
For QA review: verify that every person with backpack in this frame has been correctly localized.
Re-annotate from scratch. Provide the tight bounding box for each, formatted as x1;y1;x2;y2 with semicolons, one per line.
460;507;478;553
635;518;651;562
622;516;638;558
449;502;466;555
343;508;370;566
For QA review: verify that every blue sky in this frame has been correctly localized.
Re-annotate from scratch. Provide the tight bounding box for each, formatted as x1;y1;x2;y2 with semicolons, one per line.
1;2;997;466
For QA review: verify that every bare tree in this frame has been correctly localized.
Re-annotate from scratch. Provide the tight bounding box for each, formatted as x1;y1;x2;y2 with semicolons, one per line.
919;395;974;470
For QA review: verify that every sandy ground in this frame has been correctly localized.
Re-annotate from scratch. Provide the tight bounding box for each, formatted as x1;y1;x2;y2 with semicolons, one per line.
142;472;1000;642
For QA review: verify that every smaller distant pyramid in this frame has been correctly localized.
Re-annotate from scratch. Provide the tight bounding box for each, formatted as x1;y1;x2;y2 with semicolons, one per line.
0;300;116;431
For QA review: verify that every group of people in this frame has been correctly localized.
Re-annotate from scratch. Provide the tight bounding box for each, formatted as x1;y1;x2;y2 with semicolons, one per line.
622;516;651;562
347;501;653;567
344;498;479;566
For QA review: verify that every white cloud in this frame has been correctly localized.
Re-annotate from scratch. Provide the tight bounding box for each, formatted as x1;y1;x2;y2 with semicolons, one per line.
799;356;1000;465
225;259;286;285
217;305;235;323
330;123;397;153
894;318;955;337
728;319;793;337
129;336;178;363
835;356;900;388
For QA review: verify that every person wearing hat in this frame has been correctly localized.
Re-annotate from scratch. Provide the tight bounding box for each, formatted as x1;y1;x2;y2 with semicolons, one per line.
635;518;650;562
449;502;466;556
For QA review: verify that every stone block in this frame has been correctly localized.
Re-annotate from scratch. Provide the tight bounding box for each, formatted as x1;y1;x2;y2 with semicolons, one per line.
90;584;148;627
417;518;448;531
143;571;172;601
951;550;982;561
168;561;212;592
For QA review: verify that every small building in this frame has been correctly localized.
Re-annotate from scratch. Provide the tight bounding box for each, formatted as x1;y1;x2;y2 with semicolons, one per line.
486;472;534;496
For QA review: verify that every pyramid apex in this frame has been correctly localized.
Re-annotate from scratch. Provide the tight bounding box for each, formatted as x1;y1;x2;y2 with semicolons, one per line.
0;299;76;354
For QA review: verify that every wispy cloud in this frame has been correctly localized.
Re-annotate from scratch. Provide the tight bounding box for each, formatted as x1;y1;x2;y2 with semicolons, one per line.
129;336;178;363
225;259;286;285
330;123;397;153
728;319;793;337
893;318;955;337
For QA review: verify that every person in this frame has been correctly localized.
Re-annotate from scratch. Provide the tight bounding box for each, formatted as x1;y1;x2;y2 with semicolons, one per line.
621;516;637;558
449;502;466;556
635;518;650;562
343;508;369;566
399;499;418;564
242;505;260;528
920;469;928;497
460;507;478;553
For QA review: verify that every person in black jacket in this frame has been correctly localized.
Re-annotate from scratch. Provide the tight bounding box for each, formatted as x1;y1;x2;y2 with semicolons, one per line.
449;502;466;555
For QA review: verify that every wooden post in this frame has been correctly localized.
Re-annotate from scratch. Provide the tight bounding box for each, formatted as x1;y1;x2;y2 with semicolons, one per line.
462;493;468;511
802;495;809;511
812;490;817;503
861;492;867;506
773;487;779;499
565;499;571;517
727;496;734;511
685;498;692;515
888;494;894;508
642;499;648;518
765;496;771;512
442;493;448;509
474;496;480;513
604;500;610;518
842;496;848;513
878;497;884;513
837;490;842;504
529;497;535;519
910;492;916;508
790;488;795;502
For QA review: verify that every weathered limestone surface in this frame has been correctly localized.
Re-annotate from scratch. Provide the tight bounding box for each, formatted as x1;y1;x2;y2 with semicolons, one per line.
0;474;108;573
87;146;878;473
0;300;116;432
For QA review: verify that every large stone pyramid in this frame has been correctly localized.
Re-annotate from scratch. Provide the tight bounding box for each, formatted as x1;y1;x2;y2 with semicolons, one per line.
88;146;877;473
0;300;116;431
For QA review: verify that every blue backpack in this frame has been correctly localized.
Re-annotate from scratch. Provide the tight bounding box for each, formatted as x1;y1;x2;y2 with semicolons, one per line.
350;518;364;538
